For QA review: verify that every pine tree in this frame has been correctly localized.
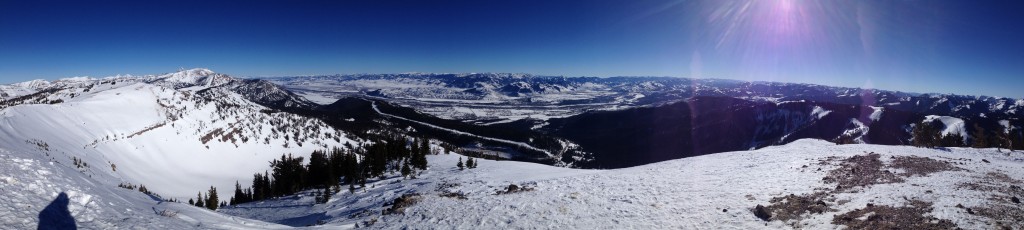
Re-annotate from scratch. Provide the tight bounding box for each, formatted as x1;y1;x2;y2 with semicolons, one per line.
410;138;421;160
206;186;219;210
270;153;306;196
413;146;428;170
188;198;194;206
233;181;245;205
195;192;204;208
912;121;940;148
307;149;331;189
322;186;332;203
401;159;412;178
327;147;345;188
940;133;964;147
972;124;989;148
420;138;431;156
262;173;271;198
457;157;465;170
315;186;332;204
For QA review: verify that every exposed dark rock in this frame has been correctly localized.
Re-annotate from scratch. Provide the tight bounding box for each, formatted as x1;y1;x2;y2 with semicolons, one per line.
753;205;772;221
382;193;422;215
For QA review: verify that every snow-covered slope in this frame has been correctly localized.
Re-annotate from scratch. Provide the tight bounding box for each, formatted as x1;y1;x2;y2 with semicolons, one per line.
0;70;357;199
925;115;970;142
0;148;290;229
221;139;1024;229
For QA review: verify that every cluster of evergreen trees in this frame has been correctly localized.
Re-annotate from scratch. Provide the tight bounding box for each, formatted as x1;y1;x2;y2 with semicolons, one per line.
913;121;1024;150
228;135;434;206
457;156;478;170
188;186;222;210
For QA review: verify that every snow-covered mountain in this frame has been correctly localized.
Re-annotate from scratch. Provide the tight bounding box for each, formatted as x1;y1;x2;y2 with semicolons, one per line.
267;74;1024;168
0;69;357;200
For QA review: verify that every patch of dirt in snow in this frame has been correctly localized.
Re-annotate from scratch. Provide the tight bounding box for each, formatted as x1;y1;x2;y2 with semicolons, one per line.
956;172;1024;229
762;192;836;222
889;155;965;177
823;153;905;192
760;152;965;228
832;200;957;229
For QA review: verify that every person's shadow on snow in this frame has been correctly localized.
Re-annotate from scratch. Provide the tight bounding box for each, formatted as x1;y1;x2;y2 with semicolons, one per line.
38;192;76;230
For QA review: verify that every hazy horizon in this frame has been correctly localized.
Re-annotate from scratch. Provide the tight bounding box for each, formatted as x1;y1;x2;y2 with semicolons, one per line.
2;0;1023;97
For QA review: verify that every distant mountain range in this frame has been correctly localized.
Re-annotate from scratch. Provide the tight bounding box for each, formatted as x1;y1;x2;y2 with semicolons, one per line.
267;73;1024;168
2;70;1022;169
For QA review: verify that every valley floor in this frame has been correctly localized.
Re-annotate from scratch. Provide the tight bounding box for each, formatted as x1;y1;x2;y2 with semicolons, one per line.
4;139;1024;229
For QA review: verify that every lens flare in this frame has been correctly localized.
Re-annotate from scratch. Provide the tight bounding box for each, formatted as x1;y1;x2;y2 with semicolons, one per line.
697;0;861;82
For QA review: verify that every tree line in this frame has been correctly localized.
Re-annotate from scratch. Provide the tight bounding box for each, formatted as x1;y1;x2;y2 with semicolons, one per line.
912;121;1024;150
220;135;433;207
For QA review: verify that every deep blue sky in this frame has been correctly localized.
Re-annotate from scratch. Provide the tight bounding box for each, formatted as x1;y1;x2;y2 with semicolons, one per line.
1;0;1022;97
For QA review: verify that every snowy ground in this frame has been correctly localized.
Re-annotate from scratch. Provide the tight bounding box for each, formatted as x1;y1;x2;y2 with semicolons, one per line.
219;139;1024;229
0;148;290;229
3;138;1022;229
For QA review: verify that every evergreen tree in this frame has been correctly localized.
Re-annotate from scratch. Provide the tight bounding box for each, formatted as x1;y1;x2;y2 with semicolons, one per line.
420;138;431;156
307;149;331;189
315;186;332;204
232;181;245;205
188;198;194;206
413;148;428;170
401;159;412;178
912;121;940;148
972;124;989;148
270;153;306;196
195;192;204;208
327;147;346;187
1013;129;1024;150
457;157;465;170
262;173;271;198
410;138;421;160
206;186;219;210
940;133;964;147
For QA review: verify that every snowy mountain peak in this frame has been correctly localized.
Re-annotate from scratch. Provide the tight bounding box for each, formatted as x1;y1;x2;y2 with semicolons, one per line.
177;68;215;76
151;68;237;89
10;79;52;89
56;76;96;83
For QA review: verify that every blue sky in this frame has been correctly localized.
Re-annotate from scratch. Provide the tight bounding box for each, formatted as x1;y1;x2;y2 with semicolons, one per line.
1;0;1022;97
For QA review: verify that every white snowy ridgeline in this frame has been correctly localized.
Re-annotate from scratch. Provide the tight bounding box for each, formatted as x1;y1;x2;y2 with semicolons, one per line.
924;115;970;142
0;69;356;199
220;139;1024;229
